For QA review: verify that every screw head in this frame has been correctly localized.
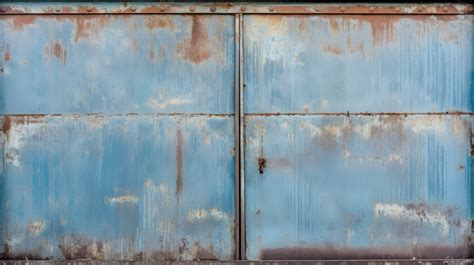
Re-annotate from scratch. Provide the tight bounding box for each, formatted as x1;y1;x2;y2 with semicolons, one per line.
210;6;216;12
340;6;346;12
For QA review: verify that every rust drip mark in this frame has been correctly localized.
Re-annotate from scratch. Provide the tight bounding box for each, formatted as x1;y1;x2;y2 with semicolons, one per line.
59;235;106;260
145;16;173;30
258;158;266;174
470;128;474;157
177;16;211;64
2;115;11;134
175;126;184;200
47;16;111;43
4;45;10;62
45;41;67;65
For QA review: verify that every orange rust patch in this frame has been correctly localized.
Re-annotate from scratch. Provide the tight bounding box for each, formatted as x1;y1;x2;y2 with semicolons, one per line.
176;16;211;64
7;15;37;31
2;116;12;134
4;45;10;62
145;16;173;30
45;41;67;65
324;45;342;55
50;15;111;43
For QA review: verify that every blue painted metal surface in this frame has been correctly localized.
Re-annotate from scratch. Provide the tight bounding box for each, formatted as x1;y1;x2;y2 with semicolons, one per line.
243;15;473;260
0;13;236;260
244;15;473;113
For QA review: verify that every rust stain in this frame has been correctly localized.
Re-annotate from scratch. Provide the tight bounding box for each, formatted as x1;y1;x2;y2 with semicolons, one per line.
7;15;37;31
4;45;10;61
176;16;211;64
258;157;266;174
2;115;12;134
59;235;107;260
145;16;173;30
324;45;342;55
46;16;111;43
44;41;67;65
175;126;184;200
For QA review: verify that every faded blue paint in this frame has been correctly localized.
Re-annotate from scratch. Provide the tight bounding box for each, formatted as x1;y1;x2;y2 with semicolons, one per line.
245;115;472;259
244;15;473;113
2;115;235;260
0;15;235;114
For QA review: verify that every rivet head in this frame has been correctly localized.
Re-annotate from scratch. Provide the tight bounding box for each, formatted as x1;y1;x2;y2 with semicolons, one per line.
160;6;165;12
55;8;61;12
86;7;93;12
417;6;424;12
130;6;136;12
269;7;275;12
395;7;401;12
340;6;346;12
369;7;375;12
210;6;216;12
314;7;320;12
189;6;196;12
240;6;246;12
442;6;449;12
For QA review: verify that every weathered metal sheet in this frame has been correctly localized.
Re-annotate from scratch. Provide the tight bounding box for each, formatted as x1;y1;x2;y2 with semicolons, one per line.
243;15;473;113
245;114;472;260
1;114;235;260
0;15;235;114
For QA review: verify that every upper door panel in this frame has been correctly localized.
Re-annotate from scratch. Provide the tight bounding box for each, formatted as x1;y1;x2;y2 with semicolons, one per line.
0;15;235;114
243;15;473;114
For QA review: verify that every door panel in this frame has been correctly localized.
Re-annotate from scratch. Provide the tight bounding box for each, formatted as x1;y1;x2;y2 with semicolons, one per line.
243;14;473;260
1;14;236;260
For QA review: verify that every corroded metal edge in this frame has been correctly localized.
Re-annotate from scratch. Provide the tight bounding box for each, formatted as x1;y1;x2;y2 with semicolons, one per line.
0;3;472;15
0;260;473;264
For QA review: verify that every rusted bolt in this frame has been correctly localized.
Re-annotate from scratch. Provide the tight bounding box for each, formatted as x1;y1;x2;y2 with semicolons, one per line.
130;6;136;12
369;7;375;12
55;8;61;12
189;6;196;12
395;7;401;12
340;6;346;12
160;6;166;12
417;6;424;12
240;6;246;12
86;7;93;12
442;6;449;12
210;6;217;12
269;7;275;12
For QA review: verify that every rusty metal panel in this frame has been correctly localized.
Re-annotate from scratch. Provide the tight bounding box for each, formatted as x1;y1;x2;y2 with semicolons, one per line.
0;11;236;261
245;114;472;259
243;14;473;260
0;15;235;114
243;15;473;113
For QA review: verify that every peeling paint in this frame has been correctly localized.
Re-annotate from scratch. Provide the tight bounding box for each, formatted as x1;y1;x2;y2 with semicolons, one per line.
106;194;139;205
28;221;45;235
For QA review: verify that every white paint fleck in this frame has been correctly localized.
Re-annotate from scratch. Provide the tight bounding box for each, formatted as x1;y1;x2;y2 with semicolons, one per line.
148;97;193;110
5;122;44;168
344;148;351;159
299;120;322;137
106;194;139;205
320;99;330;110
346;228;356;242
188;209;208;222
374;203;449;236
210;208;228;220
388;153;404;164
28;220;45;235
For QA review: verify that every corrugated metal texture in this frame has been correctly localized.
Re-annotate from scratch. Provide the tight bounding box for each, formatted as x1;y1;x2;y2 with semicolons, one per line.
0;15;235;114
0;12;236;261
243;14;473;260
243;15;473;113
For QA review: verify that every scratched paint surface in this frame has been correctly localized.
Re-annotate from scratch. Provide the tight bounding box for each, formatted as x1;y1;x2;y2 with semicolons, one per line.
244;14;473;260
244;15;473;113
1;115;235;260
0;15;235;114
245;115;472;259
0;13;236;261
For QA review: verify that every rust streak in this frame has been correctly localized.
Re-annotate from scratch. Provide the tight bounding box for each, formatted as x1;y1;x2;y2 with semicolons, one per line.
177;16;211;64
145;16;173;30
175;126;184;200
2;115;11;134
4;45;10;62
45;41;67;65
